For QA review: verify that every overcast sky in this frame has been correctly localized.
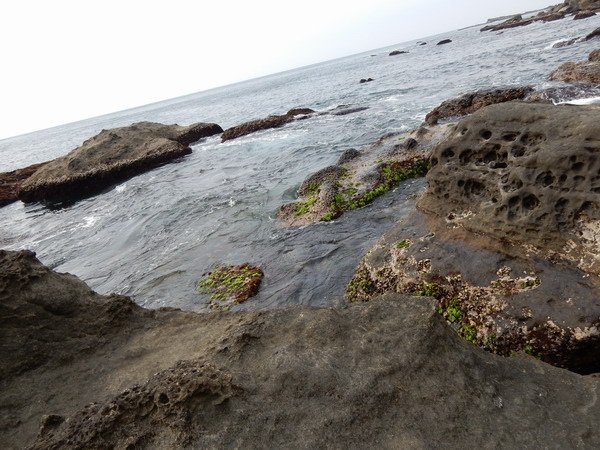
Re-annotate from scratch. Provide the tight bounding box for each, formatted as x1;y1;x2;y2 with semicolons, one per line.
1;0;553;139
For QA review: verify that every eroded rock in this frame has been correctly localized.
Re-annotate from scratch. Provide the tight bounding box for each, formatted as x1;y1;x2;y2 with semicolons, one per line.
574;10;597;18
221;108;314;142
425;87;534;125
550;59;600;84
18;121;222;204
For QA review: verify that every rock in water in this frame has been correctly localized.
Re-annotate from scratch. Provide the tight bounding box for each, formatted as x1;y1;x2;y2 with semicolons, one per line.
389;50;408;56
221;108;314;142
0;162;48;207
590;48;600;62
437;39;452;45
17;121;223;204
425;87;534;125
574;10;597;19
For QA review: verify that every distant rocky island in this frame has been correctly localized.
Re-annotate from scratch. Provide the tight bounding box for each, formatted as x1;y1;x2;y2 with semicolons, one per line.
2;0;600;448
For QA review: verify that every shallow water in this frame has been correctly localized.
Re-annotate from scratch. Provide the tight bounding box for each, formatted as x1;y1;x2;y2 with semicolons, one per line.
1;16;599;310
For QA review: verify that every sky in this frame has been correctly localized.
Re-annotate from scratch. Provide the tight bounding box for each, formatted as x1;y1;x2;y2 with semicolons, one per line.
1;0;554;139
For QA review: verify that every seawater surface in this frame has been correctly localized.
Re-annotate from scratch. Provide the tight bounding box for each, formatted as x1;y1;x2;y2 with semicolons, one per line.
1;17;599;310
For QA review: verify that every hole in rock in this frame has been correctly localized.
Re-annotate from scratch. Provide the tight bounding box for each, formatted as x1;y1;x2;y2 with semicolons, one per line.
522;194;540;211
441;148;455;158
480;129;492;140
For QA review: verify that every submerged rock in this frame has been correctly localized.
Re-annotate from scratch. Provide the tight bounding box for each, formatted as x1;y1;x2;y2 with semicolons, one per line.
3;250;600;448
197;263;264;309
221;108;314;142
389;50;408;56
359;77;374;83
17;121;222;204
0;162;48;207
425;86;534;125
436;39;452;45
481;15;534;32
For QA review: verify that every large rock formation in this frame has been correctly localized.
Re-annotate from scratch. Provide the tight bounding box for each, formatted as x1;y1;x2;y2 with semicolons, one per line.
425;87;534;125
2;250;600;448
221;108;314;142
0;162;48;207
347;101;600;373
17;121;223;204
565;0;600;11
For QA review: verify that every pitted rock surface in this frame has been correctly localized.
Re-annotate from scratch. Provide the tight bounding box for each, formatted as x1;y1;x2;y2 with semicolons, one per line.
18;121;222;204
419;101;600;274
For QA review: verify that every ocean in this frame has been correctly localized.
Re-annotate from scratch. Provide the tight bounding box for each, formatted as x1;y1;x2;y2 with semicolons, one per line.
1;16;599;310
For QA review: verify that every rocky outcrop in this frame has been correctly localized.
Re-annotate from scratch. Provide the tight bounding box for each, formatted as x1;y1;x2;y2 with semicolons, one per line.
437;39;452;45
587;26;600;40
565;0;600;12
359;78;374;83
221;108;314;142
480;15;534;32
348;101;600;373
591;48;600;61
574;10;597;18
550;48;600;83
17;121;222;204
389;50;408;56
0;162;48;207
425;87;534;125
279;125;453;226
2;250;600;448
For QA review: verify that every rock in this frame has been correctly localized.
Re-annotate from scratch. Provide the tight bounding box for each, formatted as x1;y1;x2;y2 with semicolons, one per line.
590;48;600;61
197;264;264;309
0;162;48;207
565;0;600;12
221;108;314;142
481;15;534;32
337;148;361;165
552;37;581;48
359;78;374;83
0;250;146;381
297;165;346;197
328;105;370;116
538;12;566;21
436;39;452;45
17;122;222;204
3;251;600;448
389;50;408;56
574;10;597;18
425;86;534;125
586;26;600;40
550;61;600;83
420;101;600;275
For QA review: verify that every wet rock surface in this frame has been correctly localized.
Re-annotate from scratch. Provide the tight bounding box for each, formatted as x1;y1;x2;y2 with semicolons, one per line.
18;121;222;204
2;251;600;448
279;125;452;227
389;50;408;56
425;87;534;125
574;10;597;19
221;108;314;141
437;39;452;45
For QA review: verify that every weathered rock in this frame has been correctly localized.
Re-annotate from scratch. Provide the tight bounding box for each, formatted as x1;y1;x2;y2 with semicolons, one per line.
586;26;600;40
297;165;346;197
538;11;566;21
552;37;582;48
420;101;600;275
197;263;264;310
17;122;222;204
0;250;146;380
565;0;600;12
591;48;600;61
221;108;314;142
425;86;534;125
550;61;600;83
0;162;48;207
337;148;361;165
359;78;374;83
389;50;408;56
328;104;370;116
437;39;452;45
2;251;600;448
574;10;597;18
481;15;534;32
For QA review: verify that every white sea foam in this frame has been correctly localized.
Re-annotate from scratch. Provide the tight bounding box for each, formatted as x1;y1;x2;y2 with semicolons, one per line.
558;97;600;105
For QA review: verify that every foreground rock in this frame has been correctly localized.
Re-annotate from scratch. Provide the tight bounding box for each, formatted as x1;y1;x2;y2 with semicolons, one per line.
425;86;533;125
221;108;314;142
2;250;600;448
574;10;597;18
550;48;600;83
18;121;222;204
0;162;48;207
349;101;600;373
